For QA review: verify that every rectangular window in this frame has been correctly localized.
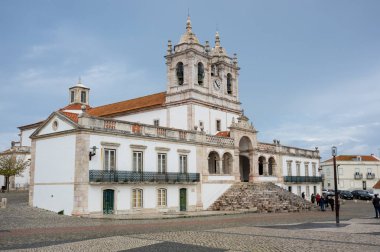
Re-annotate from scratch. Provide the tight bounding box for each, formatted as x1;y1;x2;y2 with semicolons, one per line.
312;163;316;176
104;149;116;170
313;186;317;195
367;168;372;174
296;163;300;176
287;162;292;176
288;186;292;192
70;91;75;103
355;168;360;175
305;164;309;176
216;119;221;131
133;151;143;172
81;91;86;103
157;153;167;173
339;167;343;175
157;188;167;207
179;155;187;173
306;186;310;197
297;186;301;196
132;189;143;208
154;119;160;127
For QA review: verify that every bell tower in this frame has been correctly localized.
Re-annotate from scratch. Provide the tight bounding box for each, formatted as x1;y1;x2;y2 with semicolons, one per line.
164;16;241;113
69;78;90;106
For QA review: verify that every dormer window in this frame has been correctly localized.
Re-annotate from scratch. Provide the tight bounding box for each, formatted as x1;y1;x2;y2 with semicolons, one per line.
81;91;86;103
197;62;204;85
176;62;184;85
70;91;75;103
227;73;232;94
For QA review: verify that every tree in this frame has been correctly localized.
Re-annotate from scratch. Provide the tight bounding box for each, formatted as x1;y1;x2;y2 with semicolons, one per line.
0;154;29;192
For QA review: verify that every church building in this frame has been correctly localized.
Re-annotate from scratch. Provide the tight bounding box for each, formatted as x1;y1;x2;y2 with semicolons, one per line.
25;17;321;215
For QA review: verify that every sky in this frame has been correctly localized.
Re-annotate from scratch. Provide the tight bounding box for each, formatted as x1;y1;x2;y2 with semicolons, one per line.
1;0;380;161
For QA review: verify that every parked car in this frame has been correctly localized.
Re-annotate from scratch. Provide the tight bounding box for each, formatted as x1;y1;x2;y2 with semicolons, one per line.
322;189;335;196
351;190;373;200
339;190;353;200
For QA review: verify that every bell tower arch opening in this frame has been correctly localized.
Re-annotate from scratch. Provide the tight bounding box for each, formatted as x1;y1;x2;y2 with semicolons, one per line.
239;136;253;182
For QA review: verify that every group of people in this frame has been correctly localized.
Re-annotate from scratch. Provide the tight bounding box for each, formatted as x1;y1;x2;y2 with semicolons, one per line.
310;193;335;211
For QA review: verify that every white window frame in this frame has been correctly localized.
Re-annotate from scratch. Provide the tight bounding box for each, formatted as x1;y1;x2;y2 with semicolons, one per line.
157;153;167;173
81;91;86;103
103;148;116;171
296;162;301;176
312;163;316;176
132;188;143;208
287;161;292;176
157;188;167;207
216;119;221;131
179;155;188;173
133;151;143;172
305;163;309;176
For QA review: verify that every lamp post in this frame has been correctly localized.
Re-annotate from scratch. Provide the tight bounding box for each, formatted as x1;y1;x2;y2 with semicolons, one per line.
332;146;339;224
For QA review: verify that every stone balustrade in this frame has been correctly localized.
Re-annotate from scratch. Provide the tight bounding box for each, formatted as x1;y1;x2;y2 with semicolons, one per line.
258;142;319;159
79;115;234;147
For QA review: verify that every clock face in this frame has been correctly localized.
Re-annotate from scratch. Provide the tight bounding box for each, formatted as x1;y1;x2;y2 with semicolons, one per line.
213;79;221;90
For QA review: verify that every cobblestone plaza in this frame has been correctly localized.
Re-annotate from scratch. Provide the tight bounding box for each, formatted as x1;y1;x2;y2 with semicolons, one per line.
1;192;380;251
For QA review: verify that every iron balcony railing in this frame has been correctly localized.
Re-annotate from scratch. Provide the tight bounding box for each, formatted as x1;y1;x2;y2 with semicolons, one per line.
366;173;375;179
89;170;200;183
283;176;322;183
354;173;363;180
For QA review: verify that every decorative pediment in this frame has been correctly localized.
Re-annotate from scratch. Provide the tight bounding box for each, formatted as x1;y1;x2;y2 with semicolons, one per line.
31;112;78;138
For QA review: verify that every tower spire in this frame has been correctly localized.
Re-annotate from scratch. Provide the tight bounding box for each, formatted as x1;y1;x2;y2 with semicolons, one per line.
186;14;192;32
215;31;221;47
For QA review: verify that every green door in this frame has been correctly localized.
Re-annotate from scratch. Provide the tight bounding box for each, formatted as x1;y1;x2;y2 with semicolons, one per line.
179;188;187;211
103;189;114;214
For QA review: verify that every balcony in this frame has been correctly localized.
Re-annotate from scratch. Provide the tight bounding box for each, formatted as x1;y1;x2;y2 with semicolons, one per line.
366;173;375;180
283;176;322;183
354;173;363;180
89;170;200;184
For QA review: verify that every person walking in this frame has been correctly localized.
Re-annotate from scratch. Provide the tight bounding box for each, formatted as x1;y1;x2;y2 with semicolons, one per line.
372;194;380;218
301;192;305;199
328;196;334;211
311;193;315;204
320;196;325;211
316;193;321;206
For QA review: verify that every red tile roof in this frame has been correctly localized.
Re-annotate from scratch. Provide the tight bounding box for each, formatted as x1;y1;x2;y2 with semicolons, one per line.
61;103;91;111
373;180;380;189
324;155;380;163
216;131;230;137
88;92;166;117
60;112;79;123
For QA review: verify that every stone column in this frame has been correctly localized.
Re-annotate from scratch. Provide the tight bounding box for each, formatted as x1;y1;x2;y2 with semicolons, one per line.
233;149;241;181
72;132;90;216
263;162;268;176
28;140;36;207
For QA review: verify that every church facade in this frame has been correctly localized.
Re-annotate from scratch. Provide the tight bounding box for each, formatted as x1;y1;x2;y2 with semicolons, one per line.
26;17;321;216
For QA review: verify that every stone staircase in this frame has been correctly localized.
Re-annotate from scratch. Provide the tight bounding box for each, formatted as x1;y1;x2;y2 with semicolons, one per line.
208;182;316;213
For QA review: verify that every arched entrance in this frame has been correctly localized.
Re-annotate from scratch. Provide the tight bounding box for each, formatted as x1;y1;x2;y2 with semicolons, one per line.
239;136;253;182
222;152;233;174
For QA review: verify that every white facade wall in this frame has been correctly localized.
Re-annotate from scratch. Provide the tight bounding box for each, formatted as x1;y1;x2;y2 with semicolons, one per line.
202;184;232;209
20;128;37;146
33;135;76;213
88;185;196;213
168;106;188;130
89;135;196;173
194;105;238;135
115;109;168;127
38;116;74;136
322;162;380;191
33;185;74;214
282;156;319;177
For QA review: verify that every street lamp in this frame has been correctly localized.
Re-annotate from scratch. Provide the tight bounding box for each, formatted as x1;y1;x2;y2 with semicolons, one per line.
332;146;339;224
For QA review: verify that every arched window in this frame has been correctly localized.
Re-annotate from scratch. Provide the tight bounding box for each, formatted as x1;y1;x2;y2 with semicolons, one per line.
268;157;276;176
258;156;266;175
227;73;232;94
208;151;220;174
198;62;204;85
176;62;184;85
222;152;233;174
132;188;143;208
157;188;167;207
